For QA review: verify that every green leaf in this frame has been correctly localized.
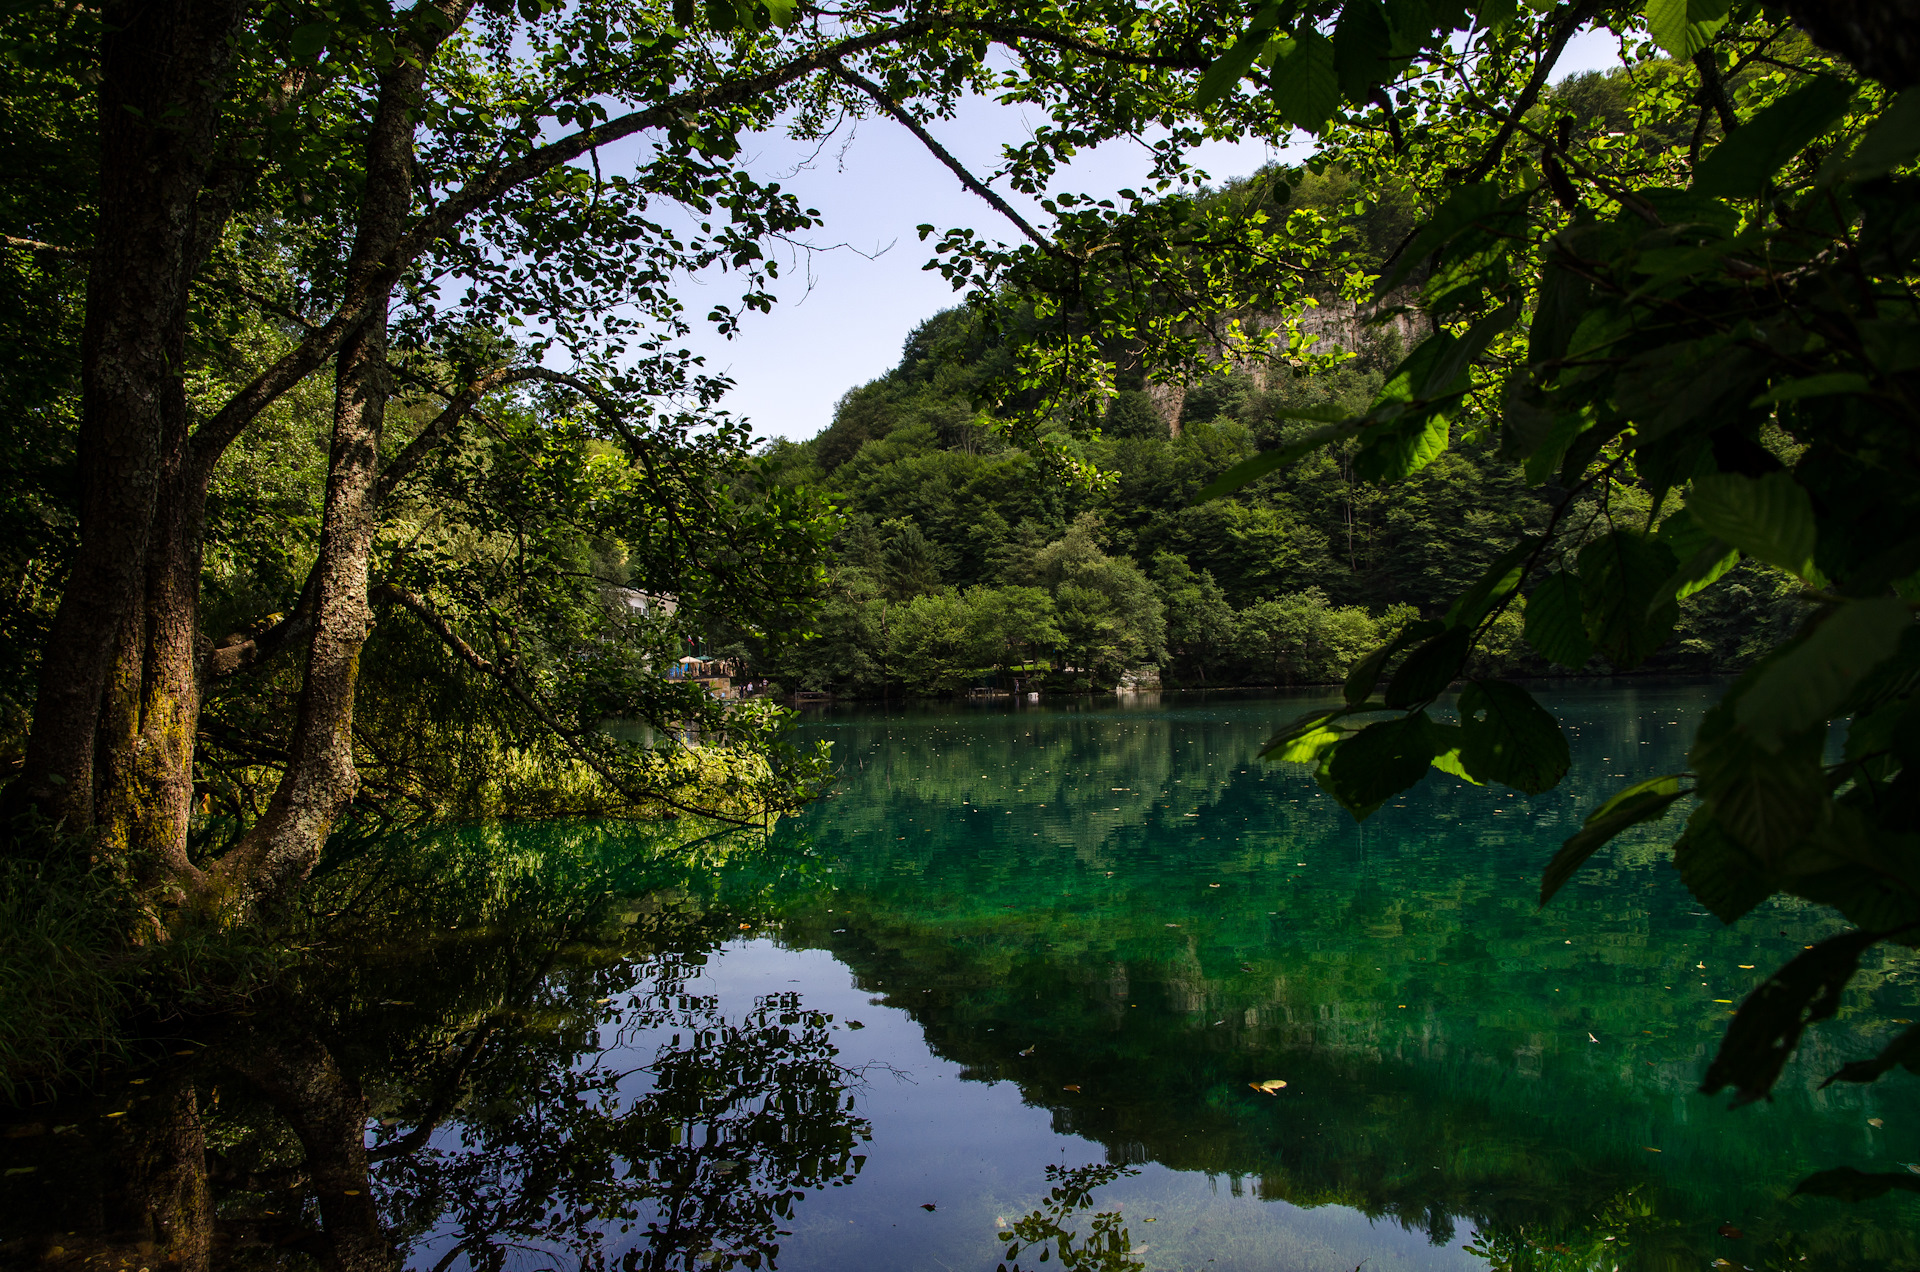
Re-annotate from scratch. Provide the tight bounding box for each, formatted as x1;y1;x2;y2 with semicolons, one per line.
1344;620;1442;706
762;0;798;25
1384;627;1474;707
1523;570;1592;668
1591;772;1686;822
1271;723;1346;764
1690;713;1826;864
1333;0;1394;101
1645;0;1729;58
1820;87;1920;185
1321;712;1441;819
1458;678;1570;795
1578;530;1680;668
1529;254;1592;364
1672;810;1770;922
1734;598;1911;751
1193;2;1284;109
1793;1167;1920;1201
1822;1021;1920;1087
1614;337;1767;443
1693;77;1854;198
1687;471;1818;579
1377;183;1500;296
1269;28;1341;134
1352;408;1450;483
1752;373;1871;405
1260;702;1363;760
1431;744;1482;784
1542;786;1685;905
1700;928;1881;1105
1662;539;1741;607
1444;536;1538;630
290;21;330;59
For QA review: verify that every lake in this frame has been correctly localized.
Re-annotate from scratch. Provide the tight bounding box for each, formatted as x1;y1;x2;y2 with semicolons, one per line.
3;681;1917;1271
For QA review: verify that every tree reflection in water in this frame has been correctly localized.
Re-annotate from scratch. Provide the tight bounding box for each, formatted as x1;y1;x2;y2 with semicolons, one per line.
371;978;871;1272
0;823;877;1272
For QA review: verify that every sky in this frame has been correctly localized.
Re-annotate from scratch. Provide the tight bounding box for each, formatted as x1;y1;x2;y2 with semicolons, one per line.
668;26;1627;444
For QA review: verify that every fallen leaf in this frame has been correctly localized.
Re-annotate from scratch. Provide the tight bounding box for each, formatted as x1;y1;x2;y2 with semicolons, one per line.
1718;1224;1744;1239
1869;1118;1884;1128
343;1189;362;1196
920;1203;937;1211
1645;1146;1662;1152
1209;883;1220;888
1062;1084;1080;1092
1249;1079;1288;1094
738;923;751;930
846;1020;865;1029
1128;1246;1150;1255
1588;1033;1599;1043
104;1111;126;1118
1019;1046;1035;1056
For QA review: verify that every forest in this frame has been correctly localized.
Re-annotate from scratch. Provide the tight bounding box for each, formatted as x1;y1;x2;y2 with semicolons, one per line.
3;0;1920;1267
745;269;1806;698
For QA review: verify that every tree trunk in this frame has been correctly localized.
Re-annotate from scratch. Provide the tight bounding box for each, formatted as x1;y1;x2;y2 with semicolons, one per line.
96;1075;214;1272
6;0;242;833
229;1035;399;1272
195;52;429;923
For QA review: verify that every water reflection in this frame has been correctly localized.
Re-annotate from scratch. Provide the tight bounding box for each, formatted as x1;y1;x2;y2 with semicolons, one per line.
2;685;1917;1272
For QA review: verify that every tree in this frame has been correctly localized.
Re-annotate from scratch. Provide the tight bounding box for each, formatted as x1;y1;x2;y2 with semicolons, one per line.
0;0;1275;932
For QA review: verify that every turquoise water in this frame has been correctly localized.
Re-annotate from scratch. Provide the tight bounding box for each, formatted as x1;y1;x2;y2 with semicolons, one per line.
3;682;1917;1270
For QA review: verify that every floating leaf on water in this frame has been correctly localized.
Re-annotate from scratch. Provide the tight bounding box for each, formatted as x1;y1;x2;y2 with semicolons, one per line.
1869;1118;1884;1128
1249;1079;1288;1094
1718;1223;1744;1239
846;1021;865;1030
920;1202;937;1211
1019;1046;1036;1056
1062;1084;1080;1092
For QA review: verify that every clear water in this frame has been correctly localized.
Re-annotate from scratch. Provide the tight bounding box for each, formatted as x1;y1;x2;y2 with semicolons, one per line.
4;682;1918;1271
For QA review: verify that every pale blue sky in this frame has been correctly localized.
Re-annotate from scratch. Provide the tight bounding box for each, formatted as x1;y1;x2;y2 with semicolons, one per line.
671;25;1625;443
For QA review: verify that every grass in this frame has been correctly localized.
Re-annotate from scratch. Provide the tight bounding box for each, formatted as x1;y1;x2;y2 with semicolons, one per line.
0;853;137;1103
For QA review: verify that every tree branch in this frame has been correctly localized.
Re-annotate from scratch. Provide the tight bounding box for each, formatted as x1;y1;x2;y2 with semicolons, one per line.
372;582;770;827
830;65;1061;258
1463;0;1603;184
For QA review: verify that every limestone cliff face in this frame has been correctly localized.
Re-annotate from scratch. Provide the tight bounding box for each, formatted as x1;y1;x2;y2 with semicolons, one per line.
1144;289;1427;435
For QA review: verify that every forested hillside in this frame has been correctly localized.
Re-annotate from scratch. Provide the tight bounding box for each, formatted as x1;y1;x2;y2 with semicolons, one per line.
747;121;1805;697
